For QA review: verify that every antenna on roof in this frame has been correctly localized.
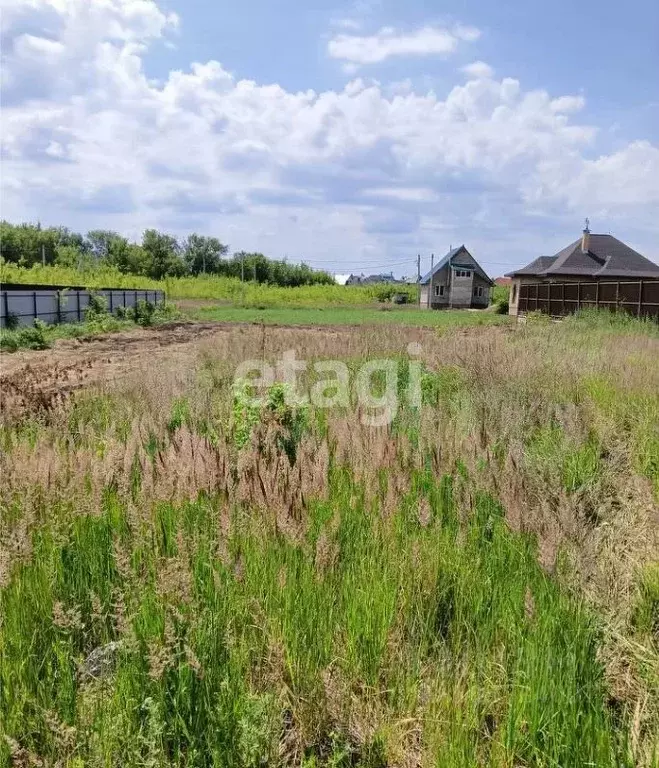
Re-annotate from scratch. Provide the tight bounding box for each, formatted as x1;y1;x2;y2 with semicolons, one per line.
581;219;591;253
583;217;590;233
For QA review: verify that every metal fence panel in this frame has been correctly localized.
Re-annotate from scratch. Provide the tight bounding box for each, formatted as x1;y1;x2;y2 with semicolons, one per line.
0;287;166;328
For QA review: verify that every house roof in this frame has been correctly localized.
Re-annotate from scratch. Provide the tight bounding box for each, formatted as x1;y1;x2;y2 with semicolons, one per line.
419;245;494;285
507;234;659;279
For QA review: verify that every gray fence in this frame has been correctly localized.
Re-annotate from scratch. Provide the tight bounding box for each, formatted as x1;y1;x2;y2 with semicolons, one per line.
0;288;166;329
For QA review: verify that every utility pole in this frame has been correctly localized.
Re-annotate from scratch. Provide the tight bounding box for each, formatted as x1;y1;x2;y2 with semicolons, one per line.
417;254;421;306
42;244;46;267
254;261;257;283
429;253;434;309
241;252;245;282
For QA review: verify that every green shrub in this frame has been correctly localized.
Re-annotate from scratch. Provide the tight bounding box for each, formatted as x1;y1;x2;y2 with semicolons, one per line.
86;292;108;320
231;380;310;461
18;319;50;350
3;311;19;331
167;397;191;434
131;299;155;326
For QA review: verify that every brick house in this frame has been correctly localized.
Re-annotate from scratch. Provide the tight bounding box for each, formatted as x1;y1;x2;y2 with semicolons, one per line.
507;225;659;316
419;245;493;310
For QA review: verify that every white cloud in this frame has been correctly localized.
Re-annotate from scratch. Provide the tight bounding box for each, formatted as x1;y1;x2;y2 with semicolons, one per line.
327;24;480;66
461;61;494;80
549;95;585;113
1;0;658;269
366;187;438;202
530;140;659;212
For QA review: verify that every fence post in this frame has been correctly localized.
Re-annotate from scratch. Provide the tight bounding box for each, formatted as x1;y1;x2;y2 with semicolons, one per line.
595;281;599;309
638;280;643;317
57;291;62;323
109;291;113;313
32;291;38;323
123;290;126;311
577;282;581;312
616;282;620;312
77;290;81;321
3;292;9;328
561;282;565;315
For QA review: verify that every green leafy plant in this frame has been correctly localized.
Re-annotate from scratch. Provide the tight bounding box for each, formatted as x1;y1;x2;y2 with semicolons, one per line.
86;292;109;320
231;380;310;462
131;299;155;326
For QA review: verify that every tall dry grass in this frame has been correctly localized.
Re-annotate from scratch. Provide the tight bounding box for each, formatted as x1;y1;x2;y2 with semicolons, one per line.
1;313;657;766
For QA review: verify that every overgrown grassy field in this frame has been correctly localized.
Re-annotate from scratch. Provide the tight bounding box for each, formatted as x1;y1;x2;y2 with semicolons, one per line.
1;312;658;767
0;264;418;307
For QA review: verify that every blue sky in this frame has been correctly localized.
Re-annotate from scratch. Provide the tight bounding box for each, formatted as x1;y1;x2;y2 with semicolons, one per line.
2;0;658;278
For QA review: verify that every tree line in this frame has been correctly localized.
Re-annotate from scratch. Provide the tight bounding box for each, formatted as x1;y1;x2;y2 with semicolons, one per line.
0;221;334;287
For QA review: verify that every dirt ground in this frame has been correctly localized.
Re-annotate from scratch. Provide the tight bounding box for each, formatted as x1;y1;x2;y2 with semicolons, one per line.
0;319;509;419
0;320;428;418
0;322;222;417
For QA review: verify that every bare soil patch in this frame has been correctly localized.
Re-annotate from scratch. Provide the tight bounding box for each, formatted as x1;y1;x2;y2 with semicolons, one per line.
0;321;409;417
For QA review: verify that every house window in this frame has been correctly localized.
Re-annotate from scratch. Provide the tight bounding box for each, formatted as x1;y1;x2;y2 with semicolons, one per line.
456;270;471;278
473;285;483;298
434;284;444;297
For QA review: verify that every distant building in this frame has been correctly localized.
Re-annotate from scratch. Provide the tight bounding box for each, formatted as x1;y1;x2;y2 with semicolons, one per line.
346;272;400;286
506;225;659;317
494;277;512;286
419;245;493;310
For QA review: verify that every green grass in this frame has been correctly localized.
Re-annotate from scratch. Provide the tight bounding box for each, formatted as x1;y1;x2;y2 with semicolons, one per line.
0;301;179;352
0;315;133;352
1;313;658;766
1;263;417;307
185;304;510;328
0;469;627;767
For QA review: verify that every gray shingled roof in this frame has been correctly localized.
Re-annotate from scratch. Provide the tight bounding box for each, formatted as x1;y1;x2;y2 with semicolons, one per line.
420;245;493;285
508;235;659;279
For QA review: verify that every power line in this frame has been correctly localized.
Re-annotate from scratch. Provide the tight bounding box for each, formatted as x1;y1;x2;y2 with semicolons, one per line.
287;255;522;270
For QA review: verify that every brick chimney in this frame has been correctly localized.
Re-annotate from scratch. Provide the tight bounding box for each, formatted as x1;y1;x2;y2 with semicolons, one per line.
581;218;590;253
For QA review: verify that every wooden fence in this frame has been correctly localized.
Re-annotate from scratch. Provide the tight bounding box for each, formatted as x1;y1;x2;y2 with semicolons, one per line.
517;279;659;320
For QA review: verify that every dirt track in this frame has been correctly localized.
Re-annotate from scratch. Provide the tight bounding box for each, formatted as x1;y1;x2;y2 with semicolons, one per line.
0;322;240;417
0;320;419;417
0;319;498;418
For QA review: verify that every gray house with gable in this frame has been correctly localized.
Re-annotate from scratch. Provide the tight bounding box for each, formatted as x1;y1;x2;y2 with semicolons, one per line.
419;245;494;310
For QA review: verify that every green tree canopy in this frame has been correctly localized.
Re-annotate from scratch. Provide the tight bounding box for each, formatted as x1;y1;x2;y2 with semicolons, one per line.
141;229;185;279
183;234;229;275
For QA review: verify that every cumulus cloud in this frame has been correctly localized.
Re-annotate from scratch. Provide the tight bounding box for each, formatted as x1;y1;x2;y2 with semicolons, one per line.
327;24;480;66
1;0;658;269
549;95;586;113
461;60;494;80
